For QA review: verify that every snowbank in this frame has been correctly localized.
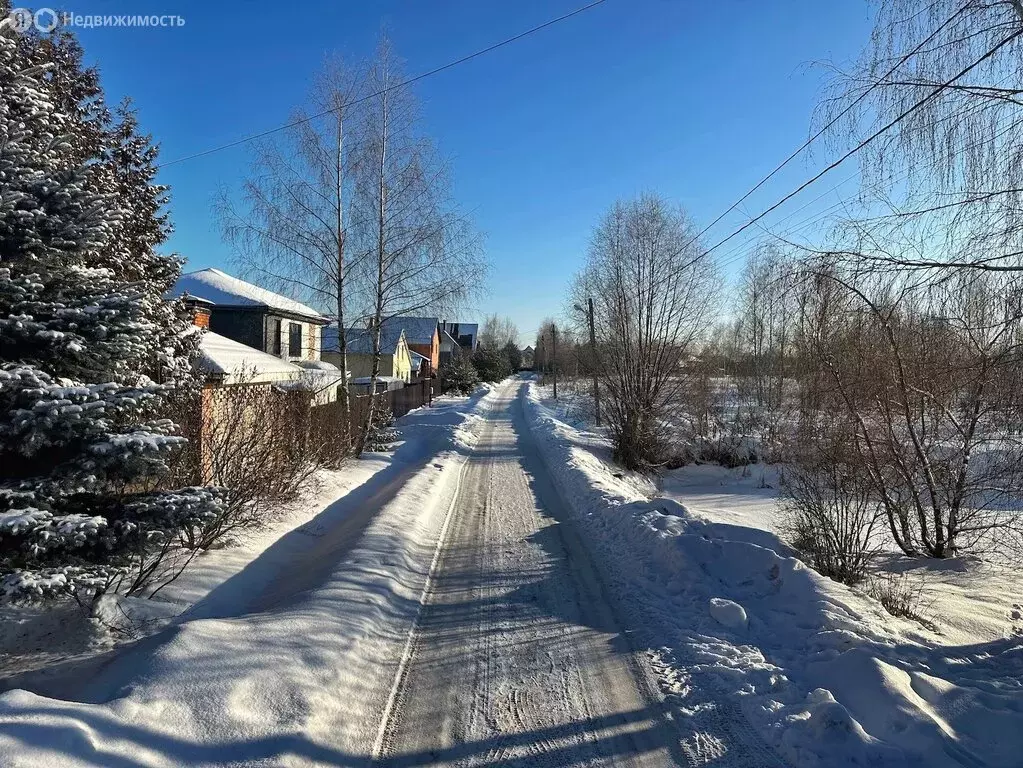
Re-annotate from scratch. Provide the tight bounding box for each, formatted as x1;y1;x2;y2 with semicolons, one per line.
0;384;501;766
522;381;1023;768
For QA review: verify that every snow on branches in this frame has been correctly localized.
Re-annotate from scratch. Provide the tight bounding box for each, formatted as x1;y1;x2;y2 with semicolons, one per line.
0;18;221;604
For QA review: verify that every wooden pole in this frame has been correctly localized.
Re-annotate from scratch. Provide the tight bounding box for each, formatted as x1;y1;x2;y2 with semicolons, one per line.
552;324;558;399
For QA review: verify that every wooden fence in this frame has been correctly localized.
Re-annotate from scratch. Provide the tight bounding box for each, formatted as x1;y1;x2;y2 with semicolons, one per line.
171;377;437;486
311;378;434;447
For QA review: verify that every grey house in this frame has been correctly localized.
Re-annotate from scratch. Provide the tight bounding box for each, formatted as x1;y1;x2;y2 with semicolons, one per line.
172;268;328;363
440;322;478;353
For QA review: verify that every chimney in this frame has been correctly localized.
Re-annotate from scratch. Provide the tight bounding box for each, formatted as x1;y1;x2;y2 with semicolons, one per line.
181;293;213;328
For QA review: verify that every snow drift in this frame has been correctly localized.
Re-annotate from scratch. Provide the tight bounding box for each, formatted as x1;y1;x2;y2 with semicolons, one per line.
0;386;500;767
522;380;1023;768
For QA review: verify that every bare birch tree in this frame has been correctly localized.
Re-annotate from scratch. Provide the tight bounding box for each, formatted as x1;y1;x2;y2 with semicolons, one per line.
217;57;368;435
353;40;486;449
480;314;519;349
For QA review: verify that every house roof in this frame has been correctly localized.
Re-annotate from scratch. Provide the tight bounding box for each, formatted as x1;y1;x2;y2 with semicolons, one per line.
198;331;304;379
323;324;406;356
440;322;478;349
172;268;326;323
351;375;404;385
439;329;461;349
393;316;439;345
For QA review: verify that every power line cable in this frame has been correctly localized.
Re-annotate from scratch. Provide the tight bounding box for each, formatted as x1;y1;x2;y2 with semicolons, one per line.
711;72;1023;274
157;0;608;169
679;4;972;252
690;27;1023;272
714;97;1023;275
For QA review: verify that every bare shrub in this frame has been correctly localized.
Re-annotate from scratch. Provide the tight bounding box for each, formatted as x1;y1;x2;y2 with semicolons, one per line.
797;261;1023;559
782;463;885;586
781;414;886;585
148;380;347;598
864;572;934;628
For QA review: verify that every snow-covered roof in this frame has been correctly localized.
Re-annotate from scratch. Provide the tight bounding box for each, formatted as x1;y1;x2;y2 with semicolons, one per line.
351;375;404;385
394;317;439;346
172;268;326;322
198;331;304;380
296;359;340;371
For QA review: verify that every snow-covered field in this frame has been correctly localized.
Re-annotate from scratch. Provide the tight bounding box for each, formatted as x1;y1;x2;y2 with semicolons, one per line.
524;379;1023;768
0;385;500;766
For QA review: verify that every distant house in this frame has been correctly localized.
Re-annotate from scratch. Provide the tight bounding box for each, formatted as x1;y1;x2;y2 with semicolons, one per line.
409;350;431;379
438;328;464;369
440;321;478;353
172;268;328;364
521;345;535;369
321;323;413;383
397;317;440;375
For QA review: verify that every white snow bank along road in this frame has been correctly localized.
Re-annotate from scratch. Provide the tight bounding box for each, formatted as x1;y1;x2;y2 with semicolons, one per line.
523;379;1023;768
0;385;501;768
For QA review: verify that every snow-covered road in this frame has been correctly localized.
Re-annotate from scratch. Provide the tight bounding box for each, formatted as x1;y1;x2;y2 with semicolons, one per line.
374;379;681;766
0;379;693;766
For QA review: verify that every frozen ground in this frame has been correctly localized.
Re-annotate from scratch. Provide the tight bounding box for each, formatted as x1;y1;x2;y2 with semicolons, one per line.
0;386;500;766
0;380;689;767
526;379;1023;768
4;376;1020;767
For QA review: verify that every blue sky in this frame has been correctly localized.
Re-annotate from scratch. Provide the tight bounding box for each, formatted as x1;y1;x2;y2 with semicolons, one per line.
72;0;873;342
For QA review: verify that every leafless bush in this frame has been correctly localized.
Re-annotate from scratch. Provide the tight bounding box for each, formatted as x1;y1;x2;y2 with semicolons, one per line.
141;379;351;598
795;262;1023;559
864;572;934;628
782;461;885;586
781;414;887;585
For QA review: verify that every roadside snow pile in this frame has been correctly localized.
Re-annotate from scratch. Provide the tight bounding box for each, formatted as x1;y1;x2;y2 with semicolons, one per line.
709;597;748;630
447;382;500;450
0;386;496;767
523;381;1023;768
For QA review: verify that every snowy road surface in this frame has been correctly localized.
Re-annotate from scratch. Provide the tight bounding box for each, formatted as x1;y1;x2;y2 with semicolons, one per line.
373;379;682;766
0;380;692;766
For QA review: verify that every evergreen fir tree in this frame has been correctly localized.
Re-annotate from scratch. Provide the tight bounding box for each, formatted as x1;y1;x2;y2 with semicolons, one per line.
472;343;511;383
0;17;223;603
444;352;482;394
365;399;400;452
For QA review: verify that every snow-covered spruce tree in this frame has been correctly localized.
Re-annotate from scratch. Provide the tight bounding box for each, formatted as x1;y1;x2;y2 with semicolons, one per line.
443;352;481;395
365;399;400;452
0;18;223;606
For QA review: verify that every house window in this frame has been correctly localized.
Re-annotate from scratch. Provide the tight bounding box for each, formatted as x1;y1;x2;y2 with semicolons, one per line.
288;323;303;358
270;318;282;356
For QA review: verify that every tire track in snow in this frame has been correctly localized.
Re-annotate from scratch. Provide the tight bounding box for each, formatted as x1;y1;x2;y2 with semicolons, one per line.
372;379;685;766
370;447;474;761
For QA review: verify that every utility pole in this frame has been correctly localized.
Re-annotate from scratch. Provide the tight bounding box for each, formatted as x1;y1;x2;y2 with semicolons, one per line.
587;297;601;426
575;299;601;426
552;323;558;400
